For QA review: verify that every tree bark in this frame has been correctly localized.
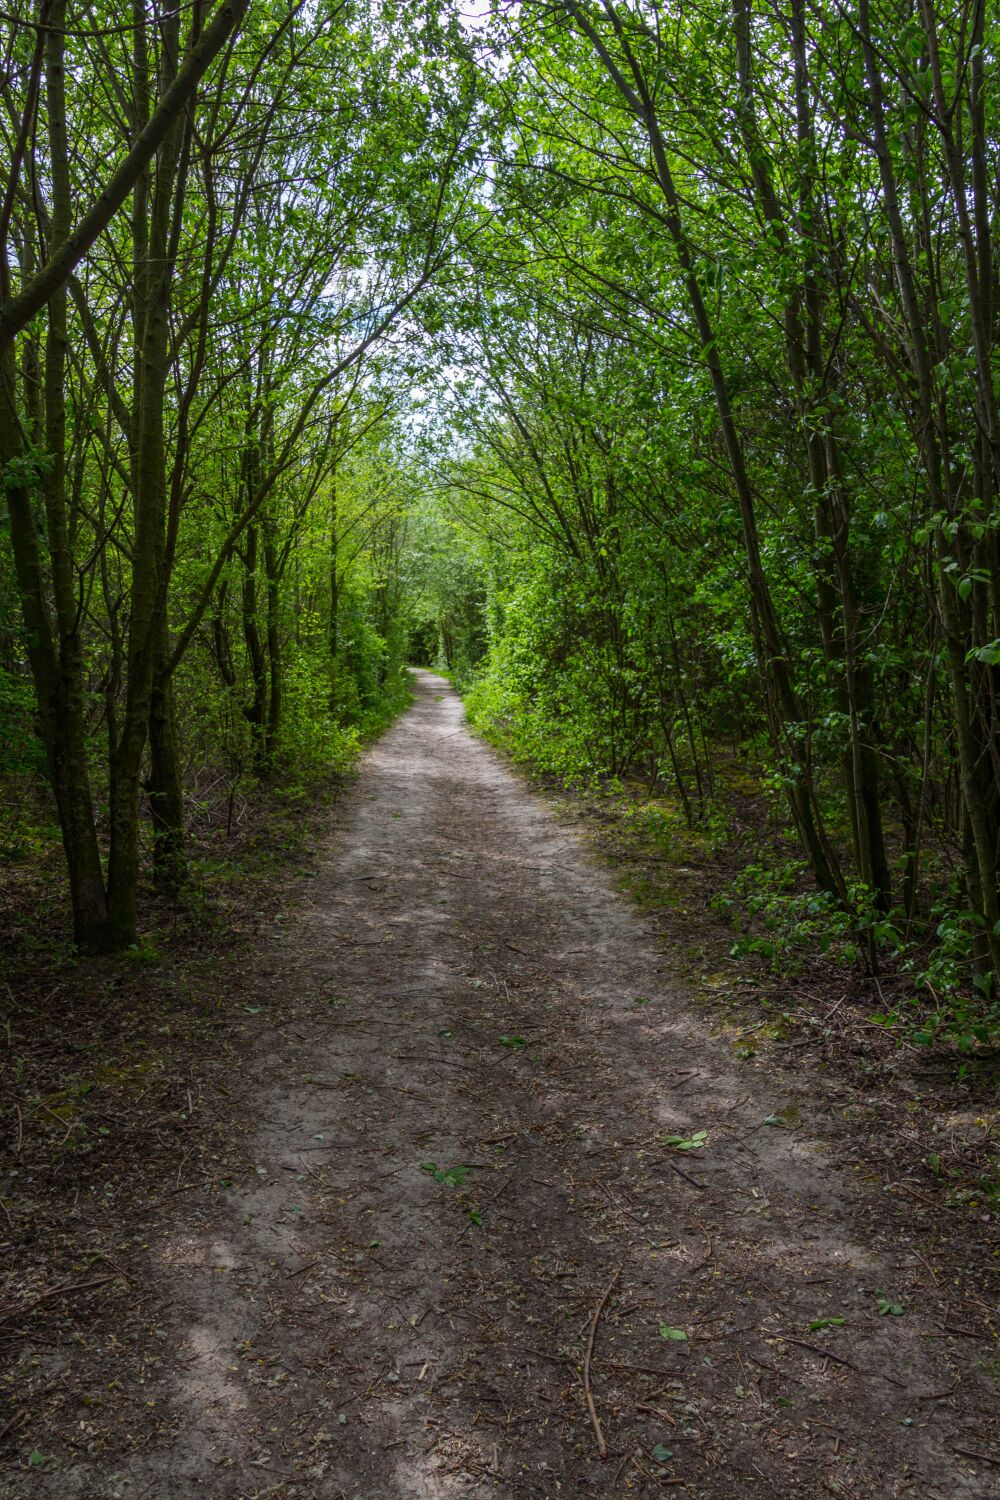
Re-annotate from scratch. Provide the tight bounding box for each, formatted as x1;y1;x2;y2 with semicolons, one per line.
0;0;109;950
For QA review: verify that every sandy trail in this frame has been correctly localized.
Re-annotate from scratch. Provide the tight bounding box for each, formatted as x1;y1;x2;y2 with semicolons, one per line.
77;672;996;1496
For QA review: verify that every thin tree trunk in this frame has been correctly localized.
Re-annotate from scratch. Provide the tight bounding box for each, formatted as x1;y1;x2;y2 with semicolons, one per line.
241;521;268;771
563;0;845;899
106;4;185;947
0;0;109;949
263;515;282;765
147;620;186;892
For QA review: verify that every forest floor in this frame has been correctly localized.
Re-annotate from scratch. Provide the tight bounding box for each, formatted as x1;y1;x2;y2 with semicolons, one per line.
2;669;998;1498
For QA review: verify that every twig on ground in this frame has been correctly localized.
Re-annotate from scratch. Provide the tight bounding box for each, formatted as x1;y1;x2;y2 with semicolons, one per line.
952;1447;1000;1468
0;1409;26;1444
1;1274;115;1324
667;1159;706;1190
583;1265;622;1459
612;1450;631;1491
772;1335;858;1370
636;1403;676;1423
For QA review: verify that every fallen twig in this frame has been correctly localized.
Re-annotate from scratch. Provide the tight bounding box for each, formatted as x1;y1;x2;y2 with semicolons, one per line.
0;1409;26;1444
583;1266;621;1459
952;1447;1000;1469
770;1333;904;1388
636;1402;676;1423
667;1159;706;1190
772;1335;858;1370
0;1274;116;1324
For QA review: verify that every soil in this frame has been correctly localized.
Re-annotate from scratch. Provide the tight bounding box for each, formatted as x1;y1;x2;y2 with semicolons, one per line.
1;669;998;1498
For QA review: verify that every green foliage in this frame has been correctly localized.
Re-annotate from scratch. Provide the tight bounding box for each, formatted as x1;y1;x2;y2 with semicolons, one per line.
282;648;362;783
404;501;486;684
0;666;42;780
404;0;1000;1057
3;0;1000;1058
715;861;1000;1050
716;862;858;974
662;1130;708;1152
421;1162;470;1189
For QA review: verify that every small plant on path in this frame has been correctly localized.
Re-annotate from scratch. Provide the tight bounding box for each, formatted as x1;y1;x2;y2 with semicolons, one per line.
658;1324;688;1341
421;1162;470;1189
662;1129;707;1151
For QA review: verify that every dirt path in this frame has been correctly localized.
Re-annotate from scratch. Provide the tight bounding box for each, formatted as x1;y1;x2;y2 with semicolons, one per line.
23;670;997;1497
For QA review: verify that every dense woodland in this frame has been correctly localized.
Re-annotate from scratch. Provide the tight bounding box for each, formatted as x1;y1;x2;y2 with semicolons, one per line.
2;0;999;1052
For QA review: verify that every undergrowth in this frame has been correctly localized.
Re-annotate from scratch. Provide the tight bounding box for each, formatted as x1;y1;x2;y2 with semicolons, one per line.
465;678;1000;1063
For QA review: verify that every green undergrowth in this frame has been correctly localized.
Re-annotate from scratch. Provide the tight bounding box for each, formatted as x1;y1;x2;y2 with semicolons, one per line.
465;670;612;783
2;667;414;964
507;751;998;1210
464;682;1000;1066
2;670;416;1172
711;858;1000;1061
182;666;414;925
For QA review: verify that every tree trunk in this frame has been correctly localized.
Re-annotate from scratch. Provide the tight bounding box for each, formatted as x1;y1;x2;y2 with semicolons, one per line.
263;515;282;765
0;0;110;950
147;616;186;893
562;0;845;898
240;521;268;771
106;4;185;948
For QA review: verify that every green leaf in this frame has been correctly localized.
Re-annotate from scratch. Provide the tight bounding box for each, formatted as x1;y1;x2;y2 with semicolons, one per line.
421;1161;469;1189
808;1316;845;1331
876;1297;904;1316
499;1035;526;1048
662;1129;707;1151
28;1449;44;1467
651;1444;674;1463
658;1323;688;1341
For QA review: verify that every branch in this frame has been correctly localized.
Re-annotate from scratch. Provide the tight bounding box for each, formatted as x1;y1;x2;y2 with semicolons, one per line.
0;0;248;350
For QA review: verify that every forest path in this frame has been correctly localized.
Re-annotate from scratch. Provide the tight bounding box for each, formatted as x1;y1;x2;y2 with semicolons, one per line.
131;672;988;1496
